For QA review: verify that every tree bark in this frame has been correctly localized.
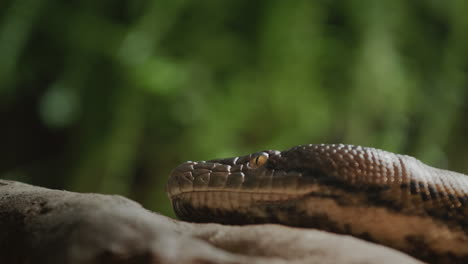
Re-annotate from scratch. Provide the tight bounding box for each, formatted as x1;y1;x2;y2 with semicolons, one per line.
0;180;422;264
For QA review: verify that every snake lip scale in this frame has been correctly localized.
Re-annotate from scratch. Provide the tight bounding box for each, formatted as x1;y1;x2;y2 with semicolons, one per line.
166;144;468;263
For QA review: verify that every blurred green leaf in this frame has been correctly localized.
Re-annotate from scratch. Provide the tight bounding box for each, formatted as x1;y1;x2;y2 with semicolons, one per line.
1;0;467;218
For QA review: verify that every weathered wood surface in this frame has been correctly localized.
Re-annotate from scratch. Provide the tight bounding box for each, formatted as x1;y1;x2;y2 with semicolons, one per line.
0;180;422;264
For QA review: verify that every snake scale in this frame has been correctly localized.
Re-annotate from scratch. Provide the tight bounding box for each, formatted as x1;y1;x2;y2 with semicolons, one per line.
166;144;468;263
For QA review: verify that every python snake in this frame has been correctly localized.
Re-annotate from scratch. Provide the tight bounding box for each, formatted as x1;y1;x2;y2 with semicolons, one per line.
166;144;468;263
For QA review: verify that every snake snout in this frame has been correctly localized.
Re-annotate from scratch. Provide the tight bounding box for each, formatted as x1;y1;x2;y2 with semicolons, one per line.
167;160;242;198
166;162;196;198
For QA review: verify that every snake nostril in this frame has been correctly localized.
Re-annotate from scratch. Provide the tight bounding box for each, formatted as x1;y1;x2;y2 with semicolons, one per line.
182;171;194;181
198;173;210;183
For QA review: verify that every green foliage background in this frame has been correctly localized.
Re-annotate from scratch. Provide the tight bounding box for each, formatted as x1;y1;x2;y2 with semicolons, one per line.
1;0;467;216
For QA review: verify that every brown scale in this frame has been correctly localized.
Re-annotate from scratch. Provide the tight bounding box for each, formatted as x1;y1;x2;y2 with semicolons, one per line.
167;143;468;263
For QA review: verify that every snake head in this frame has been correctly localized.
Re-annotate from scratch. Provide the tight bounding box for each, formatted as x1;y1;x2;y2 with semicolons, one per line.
166;149;286;199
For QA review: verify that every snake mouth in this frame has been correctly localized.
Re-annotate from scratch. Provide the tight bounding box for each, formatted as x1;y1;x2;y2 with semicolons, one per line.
166;158;314;224
169;191;305;225
166;160;340;226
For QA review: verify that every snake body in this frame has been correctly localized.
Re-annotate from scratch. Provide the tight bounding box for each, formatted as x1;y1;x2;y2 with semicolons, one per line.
166;144;468;263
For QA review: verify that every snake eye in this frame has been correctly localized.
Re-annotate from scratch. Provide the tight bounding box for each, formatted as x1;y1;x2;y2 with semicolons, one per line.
249;152;269;168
